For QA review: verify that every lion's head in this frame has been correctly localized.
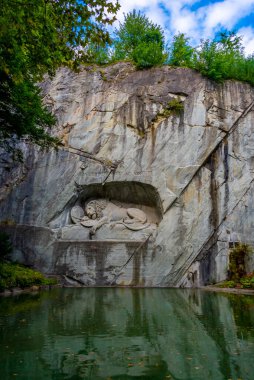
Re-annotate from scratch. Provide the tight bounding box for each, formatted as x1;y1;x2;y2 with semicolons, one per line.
85;199;107;220
85;202;97;220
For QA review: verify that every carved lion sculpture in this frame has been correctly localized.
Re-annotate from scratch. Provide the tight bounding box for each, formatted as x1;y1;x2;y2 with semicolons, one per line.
71;199;151;235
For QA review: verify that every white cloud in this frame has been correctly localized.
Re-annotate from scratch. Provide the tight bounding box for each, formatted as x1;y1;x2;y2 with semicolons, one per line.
145;6;168;28
116;0;201;38
199;0;254;34
238;26;254;55
169;9;198;36
117;0;159;21
115;0;167;26
114;0;254;53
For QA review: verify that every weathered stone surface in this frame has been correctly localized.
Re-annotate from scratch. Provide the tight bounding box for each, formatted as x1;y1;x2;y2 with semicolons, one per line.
70;206;84;224
52;240;150;286
1;62;254;286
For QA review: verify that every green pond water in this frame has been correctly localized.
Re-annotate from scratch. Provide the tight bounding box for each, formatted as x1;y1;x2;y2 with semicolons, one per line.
0;288;254;380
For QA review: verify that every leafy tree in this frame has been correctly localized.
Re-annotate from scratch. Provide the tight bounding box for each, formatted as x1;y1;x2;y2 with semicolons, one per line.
0;71;57;157
168;33;194;67
86;43;112;65
193;32;243;81
238;54;254;85
131;41;166;69
168;30;254;86
0;0;120;157
1;0;120;80
113;10;167;68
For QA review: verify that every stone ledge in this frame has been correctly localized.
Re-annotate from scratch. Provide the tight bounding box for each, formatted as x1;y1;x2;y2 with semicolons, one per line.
201;286;254;295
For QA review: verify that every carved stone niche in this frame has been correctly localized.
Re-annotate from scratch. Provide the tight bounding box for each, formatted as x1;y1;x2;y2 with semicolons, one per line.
62;181;162;240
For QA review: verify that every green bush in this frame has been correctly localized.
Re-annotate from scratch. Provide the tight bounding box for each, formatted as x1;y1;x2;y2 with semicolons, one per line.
132;41;167;69
86;43;112;65
215;243;254;289
157;97;184;118
240;274;254;289
166;98;184;115
168;33;194;67
169;31;254;86
218;274;254;289
192;33;243;82
228;243;252;281
0;262;57;291
218;280;236;288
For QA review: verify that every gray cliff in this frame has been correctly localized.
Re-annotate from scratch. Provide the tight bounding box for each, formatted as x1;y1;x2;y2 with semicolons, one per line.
1;62;254;286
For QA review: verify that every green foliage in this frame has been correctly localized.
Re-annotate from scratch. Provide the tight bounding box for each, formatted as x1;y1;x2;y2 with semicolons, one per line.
86;44;112;66
193;32;242;82
99;69;108;81
0;261;57;291
1;0;254;159
1;0;120;80
218;243;254;289
240;274;254;289
157;97;184;118
0;0;120;156
132;41;167;69
113;10;167;68
168;33;194;67
165;98;184;115
218;280;236;288
0;232;12;260
0;231;57;291
228;243;252;281
0;71;59;153
219;273;254;289
216;243;254;289
169;31;254;86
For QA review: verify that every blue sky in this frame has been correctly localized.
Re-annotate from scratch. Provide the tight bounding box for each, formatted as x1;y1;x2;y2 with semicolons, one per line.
115;0;254;54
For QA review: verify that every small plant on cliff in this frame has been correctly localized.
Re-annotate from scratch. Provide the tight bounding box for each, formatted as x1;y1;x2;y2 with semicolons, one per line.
228;243;252;282
166;98;184;115
157;97;184;118
217;243;254;289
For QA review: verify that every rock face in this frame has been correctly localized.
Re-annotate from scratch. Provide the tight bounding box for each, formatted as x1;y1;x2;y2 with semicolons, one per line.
1;62;254;286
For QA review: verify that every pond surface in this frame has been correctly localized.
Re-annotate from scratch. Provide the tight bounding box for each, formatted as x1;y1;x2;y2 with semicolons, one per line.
0;288;254;380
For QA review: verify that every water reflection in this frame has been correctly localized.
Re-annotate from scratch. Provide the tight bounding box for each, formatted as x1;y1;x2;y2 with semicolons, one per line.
0;288;254;380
